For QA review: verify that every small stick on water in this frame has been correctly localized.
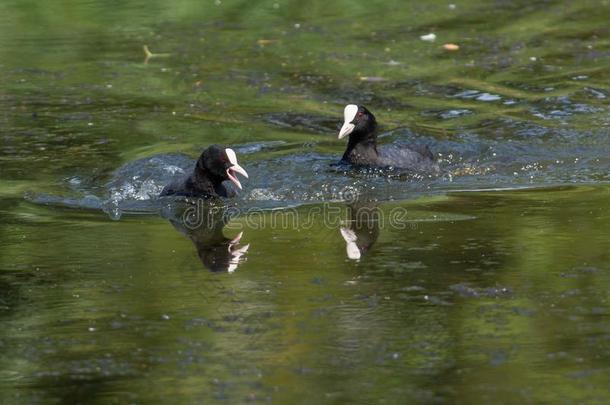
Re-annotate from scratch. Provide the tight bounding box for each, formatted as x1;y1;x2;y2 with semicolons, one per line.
143;45;171;64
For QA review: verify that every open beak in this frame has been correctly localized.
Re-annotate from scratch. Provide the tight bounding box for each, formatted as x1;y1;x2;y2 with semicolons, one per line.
225;148;249;190
338;104;358;139
226;164;248;190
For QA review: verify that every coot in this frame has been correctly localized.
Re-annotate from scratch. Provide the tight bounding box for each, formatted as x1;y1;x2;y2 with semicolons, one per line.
338;104;439;173
160;145;249;198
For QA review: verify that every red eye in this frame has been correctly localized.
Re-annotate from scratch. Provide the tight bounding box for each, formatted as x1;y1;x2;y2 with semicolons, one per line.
357;112;363;118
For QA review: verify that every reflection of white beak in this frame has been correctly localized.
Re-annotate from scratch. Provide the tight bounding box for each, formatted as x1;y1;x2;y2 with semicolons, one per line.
340;227;361;260
225;148;249;190
227;243;250;273
338;104;358;139
229;231;243;245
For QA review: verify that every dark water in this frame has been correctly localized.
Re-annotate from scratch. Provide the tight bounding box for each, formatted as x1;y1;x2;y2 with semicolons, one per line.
1;0;609;403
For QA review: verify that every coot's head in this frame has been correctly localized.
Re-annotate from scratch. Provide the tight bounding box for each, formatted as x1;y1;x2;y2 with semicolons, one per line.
198;145;249;190
338;104;377;139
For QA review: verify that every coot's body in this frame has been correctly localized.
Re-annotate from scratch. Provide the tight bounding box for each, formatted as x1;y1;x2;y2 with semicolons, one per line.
161;170;234;198
338;104;439;173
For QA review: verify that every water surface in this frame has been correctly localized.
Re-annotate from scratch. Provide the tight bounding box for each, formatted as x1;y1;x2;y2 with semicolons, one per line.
0;0;609;403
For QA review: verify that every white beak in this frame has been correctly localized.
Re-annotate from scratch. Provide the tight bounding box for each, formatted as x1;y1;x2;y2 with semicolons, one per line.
225;148;249;190
338;104;358;139
339;122;355;139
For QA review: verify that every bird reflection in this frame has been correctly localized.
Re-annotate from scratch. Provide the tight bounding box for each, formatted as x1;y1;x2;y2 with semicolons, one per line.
340;202;380;260
161;199;249;272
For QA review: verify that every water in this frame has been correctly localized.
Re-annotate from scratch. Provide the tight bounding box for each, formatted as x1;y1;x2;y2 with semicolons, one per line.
1;0;609;403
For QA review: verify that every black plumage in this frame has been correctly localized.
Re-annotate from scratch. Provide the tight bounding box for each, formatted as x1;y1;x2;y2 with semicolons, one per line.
338;104;439;173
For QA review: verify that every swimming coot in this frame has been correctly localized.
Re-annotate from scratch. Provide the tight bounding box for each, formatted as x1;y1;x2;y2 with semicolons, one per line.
160;145;249;198
338;104;440;173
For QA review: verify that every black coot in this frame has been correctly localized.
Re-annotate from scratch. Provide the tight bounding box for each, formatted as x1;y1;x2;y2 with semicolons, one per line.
337;104;439;173
160;145;249;198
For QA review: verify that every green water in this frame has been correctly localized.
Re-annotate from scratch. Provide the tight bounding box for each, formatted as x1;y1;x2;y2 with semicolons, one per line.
1;0;609;403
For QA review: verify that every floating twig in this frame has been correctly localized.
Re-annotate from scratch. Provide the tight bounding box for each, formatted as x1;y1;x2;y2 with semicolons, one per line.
143;45;171;64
